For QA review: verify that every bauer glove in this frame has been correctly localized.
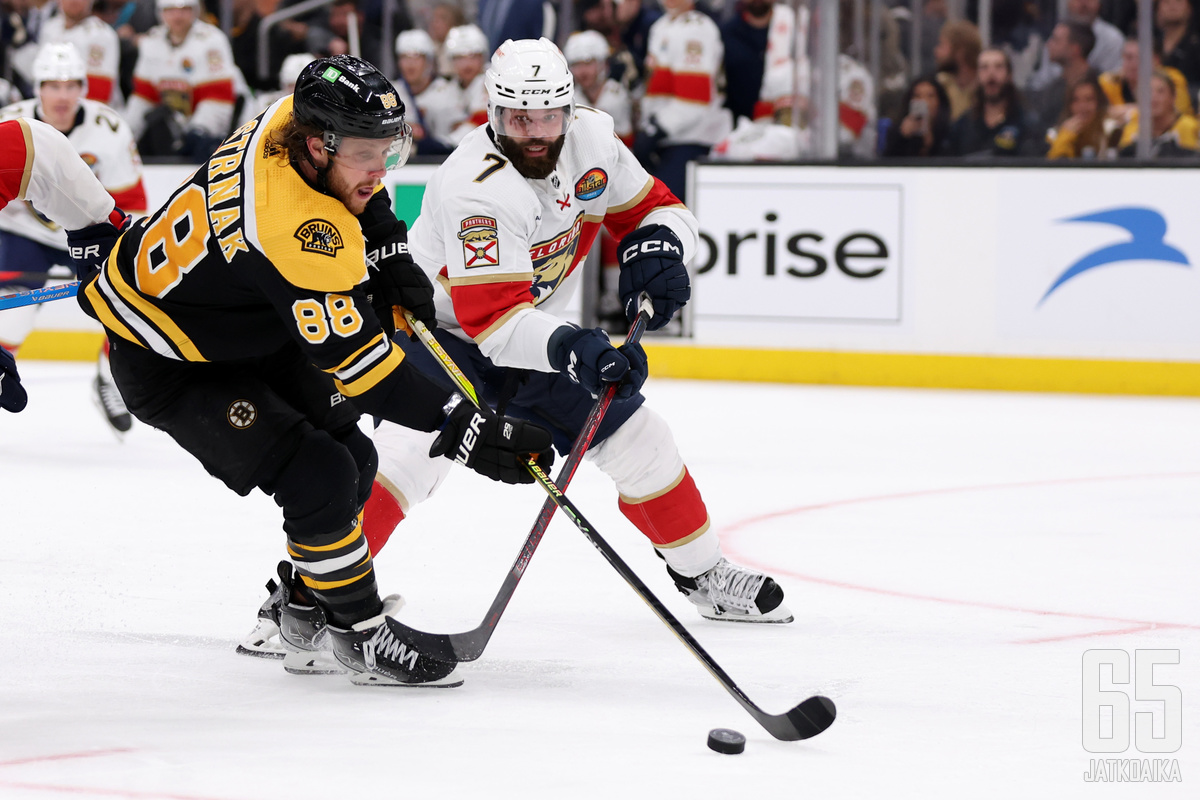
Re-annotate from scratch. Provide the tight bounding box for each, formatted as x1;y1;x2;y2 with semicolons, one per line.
617;224;690;331
430;394;555;484
66;208;131;282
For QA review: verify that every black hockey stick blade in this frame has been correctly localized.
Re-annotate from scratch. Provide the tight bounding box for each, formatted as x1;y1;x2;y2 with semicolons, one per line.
761;695;837;741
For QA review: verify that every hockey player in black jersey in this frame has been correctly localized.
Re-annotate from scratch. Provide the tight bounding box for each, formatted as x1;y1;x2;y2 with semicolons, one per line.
68;55;554;687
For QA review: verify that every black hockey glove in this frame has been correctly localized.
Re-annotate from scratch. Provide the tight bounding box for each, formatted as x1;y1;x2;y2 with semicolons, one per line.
429;394;555;484
365;221;437;338
66;209;131;282
548;325;647;402
618;224;690;331
0;345;28;413
632;117;666;169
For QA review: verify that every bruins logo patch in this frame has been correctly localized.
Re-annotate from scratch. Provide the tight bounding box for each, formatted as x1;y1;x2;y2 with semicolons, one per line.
294;219;344;257
227;399;257;429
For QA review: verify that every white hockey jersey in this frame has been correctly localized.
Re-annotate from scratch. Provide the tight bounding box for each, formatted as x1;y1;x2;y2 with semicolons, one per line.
0;99;146;249
408;108;698;371
415;77;464;146
38;14;123;108
756;3;810;118
576;81;633;143
642;9;732;146
126;20;236;140
0;117;116;231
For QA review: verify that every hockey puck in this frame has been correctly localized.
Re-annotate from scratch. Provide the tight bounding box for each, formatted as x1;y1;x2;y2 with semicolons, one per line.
707;728;746;754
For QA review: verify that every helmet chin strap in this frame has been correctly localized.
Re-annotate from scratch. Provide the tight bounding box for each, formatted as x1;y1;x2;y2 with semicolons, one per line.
300;132;341;196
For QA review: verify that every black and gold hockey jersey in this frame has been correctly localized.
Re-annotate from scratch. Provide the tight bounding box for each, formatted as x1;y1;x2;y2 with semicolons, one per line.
81;96;444;430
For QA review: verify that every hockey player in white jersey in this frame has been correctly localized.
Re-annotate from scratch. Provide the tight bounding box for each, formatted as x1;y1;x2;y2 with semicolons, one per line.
35;0;123;108
394;29;455;154
442;24;491;146
564;29;634;144
124;0;237;160
0;43;147;434
374;38;792;625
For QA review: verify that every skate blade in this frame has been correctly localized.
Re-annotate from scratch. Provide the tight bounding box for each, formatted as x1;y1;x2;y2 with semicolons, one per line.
235;644;285;660
236;619;286;658
698;602;795;624
283;649;345;675
348;667;464;688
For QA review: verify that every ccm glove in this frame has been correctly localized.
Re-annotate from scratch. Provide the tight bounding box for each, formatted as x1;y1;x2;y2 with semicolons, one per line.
66;209;131;281
0;346;28;413
429;394;555;484
617;224;690;331
365;221;437;338
548;325;647;401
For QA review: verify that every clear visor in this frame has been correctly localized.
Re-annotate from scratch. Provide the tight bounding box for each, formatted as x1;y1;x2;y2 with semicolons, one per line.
328;123;413;172
490;105;573;139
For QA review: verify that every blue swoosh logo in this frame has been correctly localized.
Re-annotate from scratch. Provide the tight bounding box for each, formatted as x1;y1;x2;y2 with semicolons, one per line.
1039;207;1190;305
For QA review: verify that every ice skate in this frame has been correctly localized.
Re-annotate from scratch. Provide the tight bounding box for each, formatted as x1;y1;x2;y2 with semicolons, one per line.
328;595;462;687
668;558;794;623
268;561;344;675
235;574;286;659
93;348;132;435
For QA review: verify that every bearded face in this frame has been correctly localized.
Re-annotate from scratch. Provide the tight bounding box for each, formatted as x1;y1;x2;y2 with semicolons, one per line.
497;133;567;180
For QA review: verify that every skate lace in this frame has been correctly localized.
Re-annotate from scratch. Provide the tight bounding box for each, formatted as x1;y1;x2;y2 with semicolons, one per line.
702;559;765;613
364;625;419;673
97;376;128;415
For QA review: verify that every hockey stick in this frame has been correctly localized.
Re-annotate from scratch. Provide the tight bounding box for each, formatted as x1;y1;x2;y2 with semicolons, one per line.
395;295;654;663
402;308;837;742
0;281;80;311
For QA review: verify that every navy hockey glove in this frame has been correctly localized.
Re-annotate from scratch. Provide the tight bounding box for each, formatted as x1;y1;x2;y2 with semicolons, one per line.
430;394;555;484
66;209;131;281
548;325;647;401
365;221;437;338
617;224;690;331
0;346;28;413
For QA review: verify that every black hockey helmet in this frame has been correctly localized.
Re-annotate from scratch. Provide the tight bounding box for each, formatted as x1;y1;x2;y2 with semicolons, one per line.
293;55;411;165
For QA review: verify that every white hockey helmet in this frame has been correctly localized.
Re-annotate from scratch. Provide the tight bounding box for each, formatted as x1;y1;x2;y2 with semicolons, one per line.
32;43;88;95
156;0;200;9
278;52;317;91
563;30;610;65
444;24;489;58
395;28;436;59
485;38;575;138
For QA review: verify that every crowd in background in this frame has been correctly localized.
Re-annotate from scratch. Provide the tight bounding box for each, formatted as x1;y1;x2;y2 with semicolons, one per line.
3;0;1200;179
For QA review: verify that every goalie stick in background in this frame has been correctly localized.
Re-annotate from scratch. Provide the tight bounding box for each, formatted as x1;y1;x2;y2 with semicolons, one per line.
243;38;795;674
70;55;555;687
0;115;127;413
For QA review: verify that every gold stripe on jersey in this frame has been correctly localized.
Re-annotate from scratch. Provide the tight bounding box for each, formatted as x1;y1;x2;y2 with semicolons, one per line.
607;178;653;214
298;563;373;591
251;97;371;293
83;276;140;346
103;249;207;361
444;271;537;288
476;303;535;344
333;340;404;396
17;119;34;200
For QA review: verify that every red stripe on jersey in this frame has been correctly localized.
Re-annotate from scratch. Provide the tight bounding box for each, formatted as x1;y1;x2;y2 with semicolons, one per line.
603;178;682;244
132;77;160;104
110;181;148;215
451;279;537;339
618;468;709;546
191;79;236;110
672;72;712;104
469;109;489;127
0;120;30;208
645;68;674;97
86;75;114;103
752;99;775;120
362;480;404;556
839;102;868;136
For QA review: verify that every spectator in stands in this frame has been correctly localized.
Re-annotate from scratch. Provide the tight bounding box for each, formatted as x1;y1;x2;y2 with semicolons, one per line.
934;19;982;123
1026;20;1097;138
238;51;314;124
636;0;732;199
722;0;808;125
429;2;467;77
226;0;308;95
443;23;489;145
35;0;123;106
1046;73;1110;157
306;0;381;62
394;27;456;154
1101;35;1193;129
1028;0;1124;89
593;0;662;92
1116;69;1200;156
949;47;1038;156
882;75;952;157
1157;0;1200;95
478;0;548;54
124;0;237;160
565;30;633;143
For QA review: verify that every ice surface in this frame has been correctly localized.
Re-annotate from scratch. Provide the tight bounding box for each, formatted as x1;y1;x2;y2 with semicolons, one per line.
2;363;1197;798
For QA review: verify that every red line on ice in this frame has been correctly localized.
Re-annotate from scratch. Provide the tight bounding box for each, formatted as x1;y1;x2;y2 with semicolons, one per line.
0;749;135;768
0;782;237;800
716;471;1200;643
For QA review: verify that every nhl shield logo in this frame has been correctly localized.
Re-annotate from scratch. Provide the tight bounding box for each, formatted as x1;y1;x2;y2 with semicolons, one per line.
458;216;500;268
227;399;257;429
294;219;344;257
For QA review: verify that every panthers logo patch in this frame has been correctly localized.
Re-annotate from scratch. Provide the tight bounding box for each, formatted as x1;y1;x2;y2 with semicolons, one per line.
458;216;500;268
227;399;257;429
294;219;344;256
